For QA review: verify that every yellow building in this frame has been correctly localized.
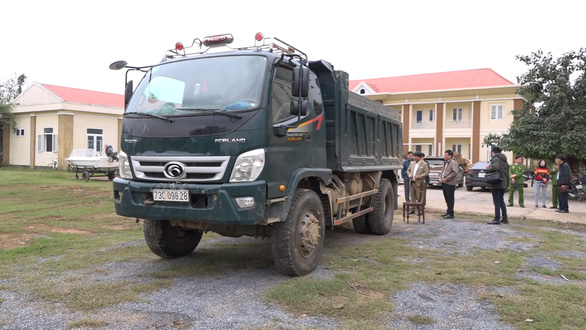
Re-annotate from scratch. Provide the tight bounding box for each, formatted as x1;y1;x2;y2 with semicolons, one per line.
350;68;524;163
4;82;123;169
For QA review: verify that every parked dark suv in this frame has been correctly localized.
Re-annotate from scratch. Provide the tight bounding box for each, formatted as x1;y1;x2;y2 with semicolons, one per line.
425;157;465;188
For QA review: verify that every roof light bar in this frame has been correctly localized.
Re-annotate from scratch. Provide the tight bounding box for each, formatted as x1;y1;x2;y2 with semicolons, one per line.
202;34;234;47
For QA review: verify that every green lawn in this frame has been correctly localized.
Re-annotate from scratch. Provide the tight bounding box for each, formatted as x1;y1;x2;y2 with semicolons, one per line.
1;167;585;329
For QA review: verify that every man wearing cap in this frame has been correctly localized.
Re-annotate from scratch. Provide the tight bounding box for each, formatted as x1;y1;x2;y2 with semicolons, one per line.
406;151;430;212
508;155;525;207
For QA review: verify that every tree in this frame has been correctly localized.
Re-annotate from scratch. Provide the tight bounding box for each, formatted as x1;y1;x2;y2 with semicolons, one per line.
484;49;586;160
1;73;27;133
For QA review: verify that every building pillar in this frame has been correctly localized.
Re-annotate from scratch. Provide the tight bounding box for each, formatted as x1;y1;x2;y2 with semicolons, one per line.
402;104;410;155
435;103;444;156
2;123;10;166
58;114;74;170
472;101;481;163
29;115;36;168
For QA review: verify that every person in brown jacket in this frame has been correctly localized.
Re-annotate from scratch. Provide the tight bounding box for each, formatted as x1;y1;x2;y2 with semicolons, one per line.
439;149;459;219
406;151;430;214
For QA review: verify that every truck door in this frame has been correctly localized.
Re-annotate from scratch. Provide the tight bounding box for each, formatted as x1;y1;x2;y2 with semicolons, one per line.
265;65;326;198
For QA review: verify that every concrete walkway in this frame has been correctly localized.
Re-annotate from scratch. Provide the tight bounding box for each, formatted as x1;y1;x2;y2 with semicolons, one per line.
399;185;586;225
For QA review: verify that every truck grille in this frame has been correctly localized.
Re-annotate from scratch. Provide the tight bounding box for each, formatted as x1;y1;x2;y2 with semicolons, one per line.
131;155;230;182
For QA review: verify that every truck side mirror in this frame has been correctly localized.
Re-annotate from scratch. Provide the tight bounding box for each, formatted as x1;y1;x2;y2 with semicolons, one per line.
124;80;134;109
291;66;309;97
290;100;308;116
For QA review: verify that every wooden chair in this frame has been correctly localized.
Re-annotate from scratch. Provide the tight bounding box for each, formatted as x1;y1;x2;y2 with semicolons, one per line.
402;181;427;224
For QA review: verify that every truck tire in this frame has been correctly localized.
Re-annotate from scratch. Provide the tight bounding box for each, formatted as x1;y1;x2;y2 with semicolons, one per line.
272;189;325;276
352;215;370;234
143;219;202;258
365;178;393;235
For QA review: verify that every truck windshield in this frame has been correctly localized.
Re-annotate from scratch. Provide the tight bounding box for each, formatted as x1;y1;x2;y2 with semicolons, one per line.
126;55;267;116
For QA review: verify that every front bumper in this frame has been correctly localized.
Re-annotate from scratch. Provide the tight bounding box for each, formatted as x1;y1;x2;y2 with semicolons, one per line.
113;178;266;225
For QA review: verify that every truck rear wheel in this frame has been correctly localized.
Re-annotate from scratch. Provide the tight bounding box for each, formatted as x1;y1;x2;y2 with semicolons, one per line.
143;219;202;258
352;215;370;234
272;189;325;276
365;178;394;235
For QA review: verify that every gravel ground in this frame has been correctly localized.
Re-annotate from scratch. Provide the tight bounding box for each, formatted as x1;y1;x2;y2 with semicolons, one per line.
1;215;585;329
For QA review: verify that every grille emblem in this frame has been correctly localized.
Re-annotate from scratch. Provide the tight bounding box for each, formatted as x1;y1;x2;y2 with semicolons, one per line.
163;162;186;179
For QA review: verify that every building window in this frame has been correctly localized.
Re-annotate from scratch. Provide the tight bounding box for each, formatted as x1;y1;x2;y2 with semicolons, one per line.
491;104;504;120
360;89;366;94
15;128;25;136
87;128;104;152
429;109;434;122
416;110;423;123
452;144;462;154
38;128;56;153
452;108;463;121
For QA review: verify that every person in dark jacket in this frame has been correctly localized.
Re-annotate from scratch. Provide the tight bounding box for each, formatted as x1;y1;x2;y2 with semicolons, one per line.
555;154;571;213
402;151;414;202
486;147;509;224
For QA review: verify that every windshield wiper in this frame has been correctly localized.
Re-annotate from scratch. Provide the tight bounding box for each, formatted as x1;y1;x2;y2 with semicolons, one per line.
176;108;242;120
124;111;175;123
176;107;210;111
211;110;242;120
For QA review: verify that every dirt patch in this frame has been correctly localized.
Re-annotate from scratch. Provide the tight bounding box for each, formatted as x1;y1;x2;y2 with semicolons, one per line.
31;224;92;235
0;233;36;250
1;225;92;250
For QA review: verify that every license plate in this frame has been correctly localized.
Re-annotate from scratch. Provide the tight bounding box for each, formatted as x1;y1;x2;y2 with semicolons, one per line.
153;189;190;202
479;172;485;178
577;184;583;190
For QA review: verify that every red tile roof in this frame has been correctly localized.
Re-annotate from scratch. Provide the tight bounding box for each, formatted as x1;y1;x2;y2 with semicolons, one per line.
349;68;515;94
41;83;123;108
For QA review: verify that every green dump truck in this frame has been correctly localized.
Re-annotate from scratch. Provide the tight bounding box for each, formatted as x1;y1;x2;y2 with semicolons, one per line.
110;33;402;276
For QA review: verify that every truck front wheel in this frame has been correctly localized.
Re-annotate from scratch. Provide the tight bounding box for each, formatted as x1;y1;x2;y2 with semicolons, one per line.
272;189;325;276
143;219;202;258
365;178;394;235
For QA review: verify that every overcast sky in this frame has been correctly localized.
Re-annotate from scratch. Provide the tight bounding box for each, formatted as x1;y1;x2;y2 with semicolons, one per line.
2;0;583;95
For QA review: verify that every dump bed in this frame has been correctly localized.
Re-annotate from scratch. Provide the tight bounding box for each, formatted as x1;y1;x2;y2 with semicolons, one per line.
309;60;403;172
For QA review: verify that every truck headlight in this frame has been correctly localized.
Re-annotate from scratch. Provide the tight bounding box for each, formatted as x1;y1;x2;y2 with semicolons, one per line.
229;149;265;182
118;151;133;179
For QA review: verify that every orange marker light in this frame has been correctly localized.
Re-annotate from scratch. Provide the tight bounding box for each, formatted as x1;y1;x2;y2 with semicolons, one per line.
279;185;286;192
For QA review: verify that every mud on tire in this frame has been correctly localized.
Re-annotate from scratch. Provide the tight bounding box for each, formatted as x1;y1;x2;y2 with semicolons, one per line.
272;189;325;276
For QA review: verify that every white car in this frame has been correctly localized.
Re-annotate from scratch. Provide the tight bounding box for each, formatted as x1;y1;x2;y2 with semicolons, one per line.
425;157;465;188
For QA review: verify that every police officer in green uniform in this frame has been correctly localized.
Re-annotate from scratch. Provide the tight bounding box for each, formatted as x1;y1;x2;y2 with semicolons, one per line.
550;162;559;209
508;155;526;207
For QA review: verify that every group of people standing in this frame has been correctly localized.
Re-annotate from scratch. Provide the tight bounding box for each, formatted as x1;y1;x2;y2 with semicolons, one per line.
488;148;573;225
401;149;459;219
402;151;429;215
401;148;574;225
